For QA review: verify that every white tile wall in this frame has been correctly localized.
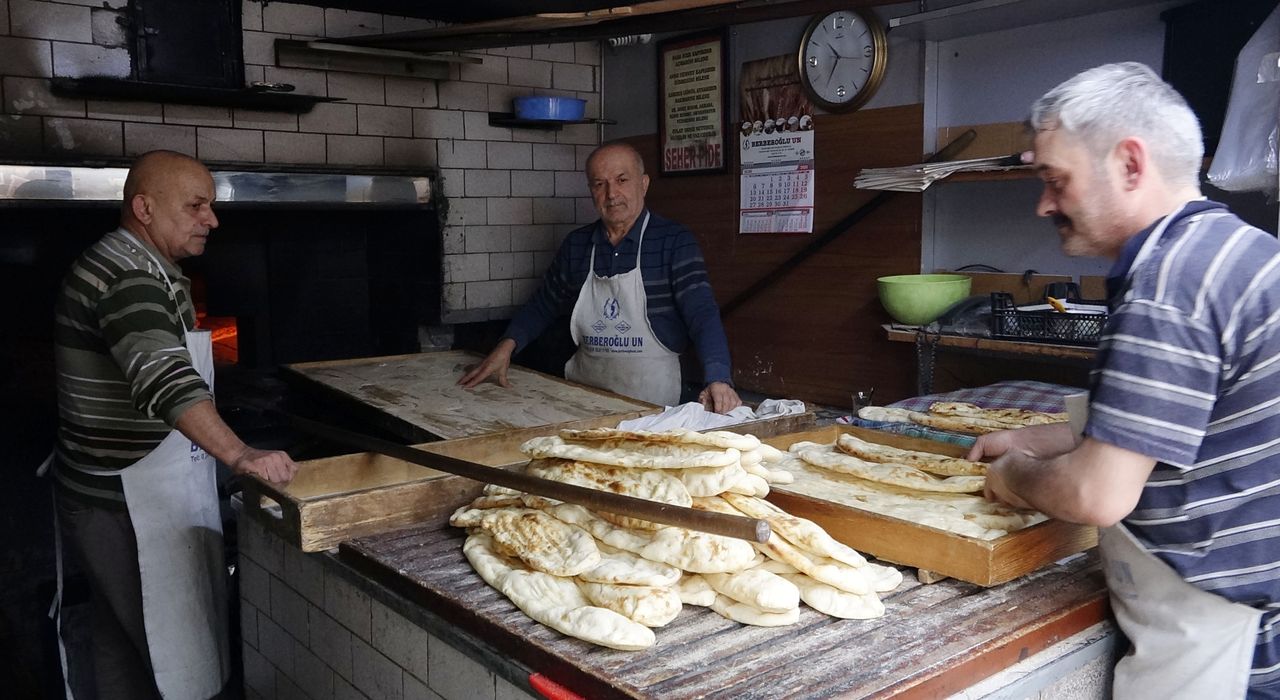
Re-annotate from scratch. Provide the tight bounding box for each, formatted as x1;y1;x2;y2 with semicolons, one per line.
357;104;413;137
327;134;383;165
552;63;594;92
531;44;575;64
0;0;601;320
414;109;463;139
325;8;383;37
44;117;121;155
125;122;196;155
486;142;531;170
386;78;438;108
166;105;234;128
506;59;552;88
198;127;264;162
300;103;358;135
460;56;508;85
262;2;324;37
510;170;553;198
6;75;83;116
463;225;511;253
90;7;126;46
10;0;89;42
91;99;162;122
328;73;386;104
0;36;52;77
464;170;511;198
238;515;536;700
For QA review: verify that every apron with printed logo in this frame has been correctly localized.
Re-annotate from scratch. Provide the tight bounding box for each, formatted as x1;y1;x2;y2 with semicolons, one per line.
1100;201;1260;698
565;213;682;406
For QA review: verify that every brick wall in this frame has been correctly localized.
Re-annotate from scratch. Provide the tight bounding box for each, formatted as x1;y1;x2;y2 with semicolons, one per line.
0;0;602;322
238;514;535;700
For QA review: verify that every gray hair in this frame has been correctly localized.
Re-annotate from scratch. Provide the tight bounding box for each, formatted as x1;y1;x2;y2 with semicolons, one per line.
1030;62;1203;187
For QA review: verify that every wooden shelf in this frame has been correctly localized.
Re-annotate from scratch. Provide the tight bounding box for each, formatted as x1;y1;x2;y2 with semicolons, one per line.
487;112;615;131
884;324;1096;362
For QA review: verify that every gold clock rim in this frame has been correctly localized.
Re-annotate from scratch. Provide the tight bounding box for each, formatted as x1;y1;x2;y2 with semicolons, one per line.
796;8;888;113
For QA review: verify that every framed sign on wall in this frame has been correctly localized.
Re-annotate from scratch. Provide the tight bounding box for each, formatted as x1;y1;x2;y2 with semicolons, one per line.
657;29;728;176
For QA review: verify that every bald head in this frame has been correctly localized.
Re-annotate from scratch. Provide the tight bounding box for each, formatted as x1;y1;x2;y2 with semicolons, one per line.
122;150;209;209
586;142;645;177
121;150;219;262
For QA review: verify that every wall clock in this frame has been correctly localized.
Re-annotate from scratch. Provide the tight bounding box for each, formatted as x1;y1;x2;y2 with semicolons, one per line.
798;9;888;113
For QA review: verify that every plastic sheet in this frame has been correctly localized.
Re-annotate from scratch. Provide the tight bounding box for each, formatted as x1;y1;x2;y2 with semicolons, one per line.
1206;5;1279;196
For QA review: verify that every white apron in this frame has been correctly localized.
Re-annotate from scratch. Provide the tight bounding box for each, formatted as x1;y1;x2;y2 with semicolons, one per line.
565;213;682;406
1100;200;1260;698
113;234;230;699
1101;524;1260;699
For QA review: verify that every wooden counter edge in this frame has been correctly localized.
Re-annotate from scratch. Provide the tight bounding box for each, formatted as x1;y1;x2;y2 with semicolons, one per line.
880;593;1111;699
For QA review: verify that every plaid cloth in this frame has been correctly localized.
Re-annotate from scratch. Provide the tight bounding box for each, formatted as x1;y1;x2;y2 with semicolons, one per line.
839;380;1082;447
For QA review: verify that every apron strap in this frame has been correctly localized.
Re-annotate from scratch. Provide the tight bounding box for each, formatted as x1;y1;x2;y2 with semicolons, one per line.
37;450;76;698
117;229;191;335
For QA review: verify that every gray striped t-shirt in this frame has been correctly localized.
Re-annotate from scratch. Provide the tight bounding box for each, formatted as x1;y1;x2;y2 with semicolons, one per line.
1087;200;1280;683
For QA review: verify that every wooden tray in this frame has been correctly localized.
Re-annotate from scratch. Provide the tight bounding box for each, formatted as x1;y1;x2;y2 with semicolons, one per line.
281;350;657;442
764;425;1097;586
242;410;818;552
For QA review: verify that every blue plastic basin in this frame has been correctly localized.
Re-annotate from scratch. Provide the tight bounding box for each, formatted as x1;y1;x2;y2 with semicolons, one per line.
514;96;586;121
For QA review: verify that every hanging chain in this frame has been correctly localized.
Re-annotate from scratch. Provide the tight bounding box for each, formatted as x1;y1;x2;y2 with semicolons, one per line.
914;328;940;395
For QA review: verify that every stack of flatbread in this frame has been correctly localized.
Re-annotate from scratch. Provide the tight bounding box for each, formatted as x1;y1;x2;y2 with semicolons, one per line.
858;401;1067;435
776;432;1045;540
449;427;903;650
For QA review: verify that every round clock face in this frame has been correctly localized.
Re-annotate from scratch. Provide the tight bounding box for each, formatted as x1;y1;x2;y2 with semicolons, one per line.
798;9;888;112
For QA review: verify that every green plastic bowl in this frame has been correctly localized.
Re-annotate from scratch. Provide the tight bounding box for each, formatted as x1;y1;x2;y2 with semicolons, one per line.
876;274;972;325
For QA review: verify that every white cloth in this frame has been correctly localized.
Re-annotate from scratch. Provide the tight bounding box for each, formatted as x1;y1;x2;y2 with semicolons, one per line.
617;398;806;432
564;213;683;406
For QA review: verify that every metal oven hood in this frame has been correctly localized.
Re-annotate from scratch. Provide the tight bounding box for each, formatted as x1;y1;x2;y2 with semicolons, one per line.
0;163;434;208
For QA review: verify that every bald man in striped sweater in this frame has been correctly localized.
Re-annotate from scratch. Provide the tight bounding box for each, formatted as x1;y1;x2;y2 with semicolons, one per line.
52;151;296;699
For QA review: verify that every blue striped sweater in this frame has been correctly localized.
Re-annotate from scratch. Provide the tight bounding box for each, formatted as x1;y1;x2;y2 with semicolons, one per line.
504;210;733;385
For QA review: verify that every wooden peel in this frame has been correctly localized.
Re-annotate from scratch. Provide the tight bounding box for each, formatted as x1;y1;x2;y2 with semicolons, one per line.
279;412;773;543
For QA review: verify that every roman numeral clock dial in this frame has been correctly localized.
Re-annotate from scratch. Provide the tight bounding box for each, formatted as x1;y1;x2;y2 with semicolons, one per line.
798;9;888;113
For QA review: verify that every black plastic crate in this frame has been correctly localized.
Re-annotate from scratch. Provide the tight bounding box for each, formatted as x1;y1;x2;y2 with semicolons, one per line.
989;292;1108;345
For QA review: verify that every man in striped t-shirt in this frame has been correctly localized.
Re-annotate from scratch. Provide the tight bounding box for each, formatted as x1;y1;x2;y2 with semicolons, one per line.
52;151;297;699
969;63;1280;698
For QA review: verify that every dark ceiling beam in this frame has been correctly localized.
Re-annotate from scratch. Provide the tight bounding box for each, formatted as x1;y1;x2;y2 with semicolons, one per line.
332;0;899;52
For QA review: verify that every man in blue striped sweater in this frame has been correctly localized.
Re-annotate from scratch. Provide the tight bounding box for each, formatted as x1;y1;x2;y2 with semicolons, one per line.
969;63;1280;697
460;141;741;412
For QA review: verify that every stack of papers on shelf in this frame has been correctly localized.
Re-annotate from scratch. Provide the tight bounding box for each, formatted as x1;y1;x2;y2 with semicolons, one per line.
854;154;1031;192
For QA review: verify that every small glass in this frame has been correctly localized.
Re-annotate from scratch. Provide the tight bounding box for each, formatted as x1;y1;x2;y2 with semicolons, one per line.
852;388;876;417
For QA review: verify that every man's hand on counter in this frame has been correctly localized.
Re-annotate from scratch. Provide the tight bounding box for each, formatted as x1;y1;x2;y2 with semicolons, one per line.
458;339;516;389
232;446;298;485
699;381;742;414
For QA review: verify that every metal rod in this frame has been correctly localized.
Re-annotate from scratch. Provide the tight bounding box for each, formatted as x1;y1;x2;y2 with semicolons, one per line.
720;128;979;318
279;412;773;543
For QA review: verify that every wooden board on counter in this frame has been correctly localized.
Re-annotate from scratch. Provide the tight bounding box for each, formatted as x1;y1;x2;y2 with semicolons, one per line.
281;350;655;442
339;524;1107;699
240;411;649;551
242;409;817;552
764;425;1098;586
